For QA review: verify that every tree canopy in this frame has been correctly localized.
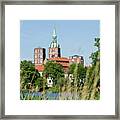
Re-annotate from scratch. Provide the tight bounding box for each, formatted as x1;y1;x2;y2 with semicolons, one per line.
69;63;86;82
43;61;64;85
20;60;40;90
81;38;100;100
90;38;100;65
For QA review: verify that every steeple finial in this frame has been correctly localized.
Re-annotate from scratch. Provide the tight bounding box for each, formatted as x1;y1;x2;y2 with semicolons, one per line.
53;27;56;36
52;27;57;39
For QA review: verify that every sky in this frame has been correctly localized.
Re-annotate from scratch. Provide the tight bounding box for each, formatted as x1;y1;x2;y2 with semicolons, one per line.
20;20;100;65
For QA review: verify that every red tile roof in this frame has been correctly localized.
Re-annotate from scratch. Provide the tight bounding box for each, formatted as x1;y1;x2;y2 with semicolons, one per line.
35;65;44;72
49;57;69;62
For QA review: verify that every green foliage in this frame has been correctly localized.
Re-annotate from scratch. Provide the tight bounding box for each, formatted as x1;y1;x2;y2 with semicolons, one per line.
69;63;86;82
48;86;59;93
81;38;100;100
34;77;43;89
94;38;100;50
90;38;100;65
57;77;65;88
43;61;64;85
69;63;76;74
77;64;87;81
20;60;40;90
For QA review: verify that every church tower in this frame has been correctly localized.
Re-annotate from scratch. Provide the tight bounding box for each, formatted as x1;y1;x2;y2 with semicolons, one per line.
49;28;61;58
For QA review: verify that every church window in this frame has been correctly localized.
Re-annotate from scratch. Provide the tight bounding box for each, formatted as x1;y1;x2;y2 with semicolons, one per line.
52;55;55;58
35;49;38;53
35;54;37;58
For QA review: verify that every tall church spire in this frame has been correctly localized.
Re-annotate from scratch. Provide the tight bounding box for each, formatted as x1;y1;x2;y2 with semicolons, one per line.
49;27;61;58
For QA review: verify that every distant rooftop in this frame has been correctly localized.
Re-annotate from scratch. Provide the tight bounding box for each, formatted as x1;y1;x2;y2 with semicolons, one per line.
69;55;83;57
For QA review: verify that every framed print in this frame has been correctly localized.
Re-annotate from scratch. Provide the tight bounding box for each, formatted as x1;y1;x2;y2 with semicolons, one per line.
0;0;120;119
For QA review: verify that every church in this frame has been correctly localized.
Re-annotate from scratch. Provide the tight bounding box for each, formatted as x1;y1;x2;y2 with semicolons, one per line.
34;28;84;74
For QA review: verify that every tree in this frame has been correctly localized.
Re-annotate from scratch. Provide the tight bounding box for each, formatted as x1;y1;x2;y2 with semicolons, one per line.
81;38;100;100
90;38;100;65
34;77;44;91
69;63;86;84
20;60;40;90
43;61;64;86
77;64;87;82
67;63;86;99
68;63;76;74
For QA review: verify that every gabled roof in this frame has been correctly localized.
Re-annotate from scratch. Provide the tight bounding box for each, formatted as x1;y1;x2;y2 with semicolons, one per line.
49;57;69;62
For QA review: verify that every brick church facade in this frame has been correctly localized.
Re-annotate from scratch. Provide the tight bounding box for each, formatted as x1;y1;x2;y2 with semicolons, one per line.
34;28;84;73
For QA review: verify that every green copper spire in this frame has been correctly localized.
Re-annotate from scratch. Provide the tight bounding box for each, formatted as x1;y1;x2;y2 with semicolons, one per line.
50;27;60;48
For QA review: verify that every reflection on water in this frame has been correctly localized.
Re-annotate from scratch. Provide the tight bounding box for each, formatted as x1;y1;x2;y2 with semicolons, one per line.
20;91;59;100
20;90;79;100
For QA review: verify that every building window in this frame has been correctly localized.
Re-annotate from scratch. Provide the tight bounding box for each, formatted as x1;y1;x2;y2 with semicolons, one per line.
39;59;43;64
51;55;55;58
55;49;58;52
72;59;74;62
35;49;38;53
51;49;54;52
35;60;37;64
39;54;43;58
35;54;37;58
40;49;43;53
